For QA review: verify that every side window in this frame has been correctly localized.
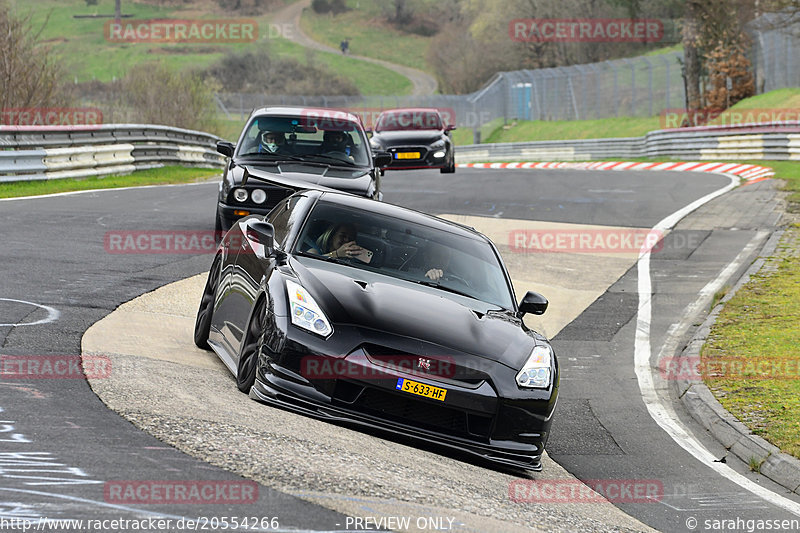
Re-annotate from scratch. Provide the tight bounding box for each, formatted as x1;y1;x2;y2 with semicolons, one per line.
266;195;310;249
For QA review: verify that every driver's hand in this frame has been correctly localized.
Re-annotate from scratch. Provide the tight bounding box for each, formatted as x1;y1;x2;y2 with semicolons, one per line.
335;241;365;258
425;268;444;281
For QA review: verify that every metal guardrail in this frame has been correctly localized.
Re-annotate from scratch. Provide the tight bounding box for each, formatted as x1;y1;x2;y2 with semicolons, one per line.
456;122;800;163
0;124;225;183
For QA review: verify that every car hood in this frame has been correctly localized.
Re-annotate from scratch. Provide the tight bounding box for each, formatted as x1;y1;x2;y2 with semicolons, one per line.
372;130;445;146
293;258;536;370
231;162;375;197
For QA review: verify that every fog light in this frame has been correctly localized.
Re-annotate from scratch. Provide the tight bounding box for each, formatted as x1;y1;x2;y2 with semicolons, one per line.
433;150;446;158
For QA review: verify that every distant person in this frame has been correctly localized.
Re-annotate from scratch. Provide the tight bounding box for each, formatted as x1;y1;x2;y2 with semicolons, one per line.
340;38;349;54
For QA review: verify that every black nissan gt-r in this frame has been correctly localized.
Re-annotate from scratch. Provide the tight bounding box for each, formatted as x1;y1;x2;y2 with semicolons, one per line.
194;176;558;472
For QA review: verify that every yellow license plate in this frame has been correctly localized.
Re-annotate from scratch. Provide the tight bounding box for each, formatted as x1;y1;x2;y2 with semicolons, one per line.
396;378;447;401
395;152;420;159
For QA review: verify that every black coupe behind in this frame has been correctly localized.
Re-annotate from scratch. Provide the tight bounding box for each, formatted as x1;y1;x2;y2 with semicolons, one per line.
368;108;456;174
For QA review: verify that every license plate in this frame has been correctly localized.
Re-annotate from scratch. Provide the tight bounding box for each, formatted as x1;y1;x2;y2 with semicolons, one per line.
394;152;420;159
396;378;447;401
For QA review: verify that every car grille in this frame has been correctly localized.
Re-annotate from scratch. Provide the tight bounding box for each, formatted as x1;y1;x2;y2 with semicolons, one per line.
337;385;493;440
362;344;489;387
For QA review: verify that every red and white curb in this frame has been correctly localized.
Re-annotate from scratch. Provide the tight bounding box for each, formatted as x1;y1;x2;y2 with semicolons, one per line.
457;161;775;185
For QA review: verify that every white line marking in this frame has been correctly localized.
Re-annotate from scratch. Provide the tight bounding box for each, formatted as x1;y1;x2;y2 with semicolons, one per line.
634;173;800;516
0;298;60;326
0;180;217;203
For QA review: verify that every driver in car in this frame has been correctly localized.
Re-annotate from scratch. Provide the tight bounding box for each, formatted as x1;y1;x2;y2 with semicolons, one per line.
258;131;292;154
320;130;354;160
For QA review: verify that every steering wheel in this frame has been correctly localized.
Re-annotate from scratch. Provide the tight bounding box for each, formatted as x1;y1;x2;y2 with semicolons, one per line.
441;273;472;288
324;151;353;162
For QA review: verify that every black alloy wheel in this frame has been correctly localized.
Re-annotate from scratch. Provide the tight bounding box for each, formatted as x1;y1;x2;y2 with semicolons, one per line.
194;255;221;350
237;298;266;393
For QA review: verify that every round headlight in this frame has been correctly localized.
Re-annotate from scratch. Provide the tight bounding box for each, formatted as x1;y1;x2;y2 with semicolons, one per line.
251;189;267;204
233;188;248;203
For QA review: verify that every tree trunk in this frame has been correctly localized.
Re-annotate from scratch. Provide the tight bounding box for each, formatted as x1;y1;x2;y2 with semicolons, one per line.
683;0;703;122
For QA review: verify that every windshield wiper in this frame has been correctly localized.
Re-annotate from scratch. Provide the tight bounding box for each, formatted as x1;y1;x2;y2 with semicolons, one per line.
303;154;360;166
410;279;476;300
239;153;307;162
297;251;352;267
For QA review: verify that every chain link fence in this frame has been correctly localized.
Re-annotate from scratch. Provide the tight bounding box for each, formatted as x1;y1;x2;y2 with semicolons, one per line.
216;15;798;132
751;13;800;93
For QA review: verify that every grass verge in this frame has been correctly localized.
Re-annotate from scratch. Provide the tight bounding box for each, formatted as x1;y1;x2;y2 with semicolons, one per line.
699;159;800;460
0;166;220;199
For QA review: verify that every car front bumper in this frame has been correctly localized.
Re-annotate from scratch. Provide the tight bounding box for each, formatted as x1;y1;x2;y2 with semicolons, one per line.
250;323;557;472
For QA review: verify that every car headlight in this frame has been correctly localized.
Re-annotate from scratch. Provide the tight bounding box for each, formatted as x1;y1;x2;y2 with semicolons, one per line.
233;188;248;203
251;189;267;204
369;141;381;151
431;140;446;149
516;345;553;389
286;280;332;337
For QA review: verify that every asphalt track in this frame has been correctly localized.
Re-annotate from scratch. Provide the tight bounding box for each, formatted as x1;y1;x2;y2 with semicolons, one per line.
1;167;798;532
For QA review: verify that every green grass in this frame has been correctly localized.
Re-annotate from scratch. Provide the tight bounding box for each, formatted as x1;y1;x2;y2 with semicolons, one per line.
0;166;220;198
12;0;407;95
701;223;800;460
299;0;434;75
484;116;662;143
269;37;412;95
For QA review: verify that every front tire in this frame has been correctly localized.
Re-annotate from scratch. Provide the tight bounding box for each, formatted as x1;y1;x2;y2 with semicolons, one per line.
440;153;456;173
194;255;221;350
237;298;266;393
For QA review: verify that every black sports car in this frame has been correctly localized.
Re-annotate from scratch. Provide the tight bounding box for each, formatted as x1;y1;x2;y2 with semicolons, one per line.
214;106;391;235
368;108;456;174
195;183;558;472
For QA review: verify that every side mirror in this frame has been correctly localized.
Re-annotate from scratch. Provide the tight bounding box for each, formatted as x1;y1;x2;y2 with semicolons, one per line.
519;291;548;316
216;141;235;157
244;220;275;259
373;151;393;168
445;125;457;132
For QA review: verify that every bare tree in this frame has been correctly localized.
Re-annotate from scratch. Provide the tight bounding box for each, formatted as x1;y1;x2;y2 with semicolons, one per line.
0;3;71;116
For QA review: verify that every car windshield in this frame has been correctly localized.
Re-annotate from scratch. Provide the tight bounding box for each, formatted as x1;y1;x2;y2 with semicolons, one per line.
376;110;442;131
236;114;371;167
294;201;515;309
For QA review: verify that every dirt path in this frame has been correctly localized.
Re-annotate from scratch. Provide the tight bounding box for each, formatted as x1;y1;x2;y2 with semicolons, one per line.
271;0;438;96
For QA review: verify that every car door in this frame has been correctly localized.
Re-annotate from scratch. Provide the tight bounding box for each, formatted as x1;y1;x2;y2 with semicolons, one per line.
226;194;312;359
